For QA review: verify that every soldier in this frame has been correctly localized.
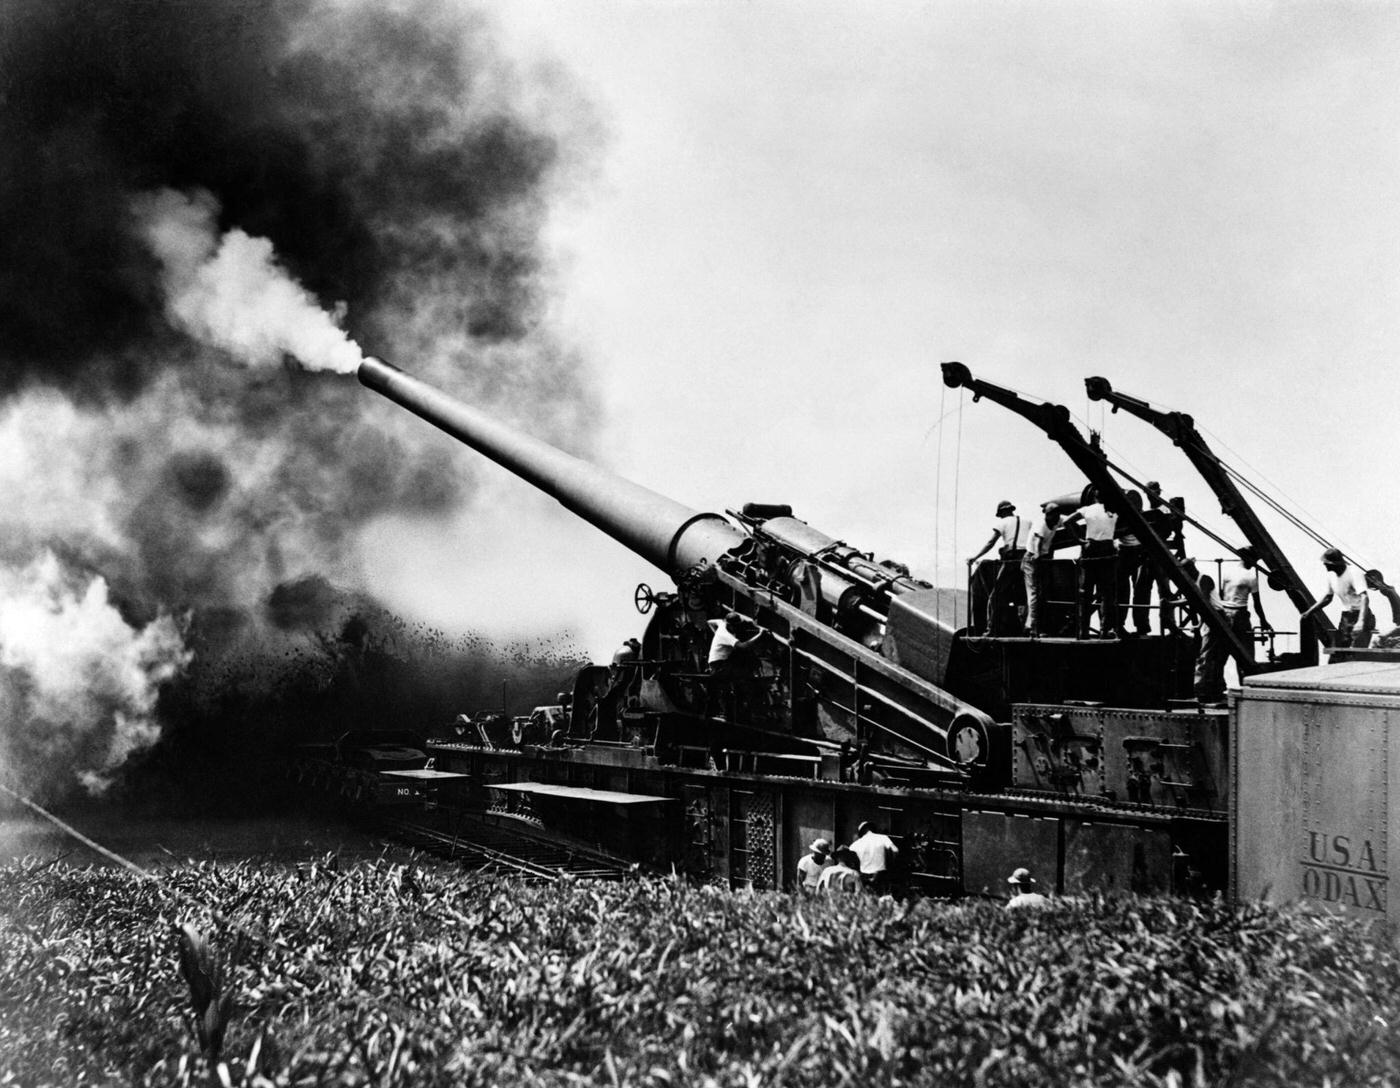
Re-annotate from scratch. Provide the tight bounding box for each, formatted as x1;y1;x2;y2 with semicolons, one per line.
1005;867;1050;910
1139;482;1185;633
816;847;864;896
796;838;833;895
1192;572;1228;705
1364;570;1400;648
1022;503;1063;638
1067;487;1124;639
1301;549;1373;648
706;612;768;721
850;821;899;895
1219;547;1273;663
968;500;1031;635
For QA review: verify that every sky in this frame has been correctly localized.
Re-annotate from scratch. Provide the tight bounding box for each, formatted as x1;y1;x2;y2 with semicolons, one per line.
362;0;1399;661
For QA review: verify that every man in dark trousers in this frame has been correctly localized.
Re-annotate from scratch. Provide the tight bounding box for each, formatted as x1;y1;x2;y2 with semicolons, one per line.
706;612;768;721
850;821;899;895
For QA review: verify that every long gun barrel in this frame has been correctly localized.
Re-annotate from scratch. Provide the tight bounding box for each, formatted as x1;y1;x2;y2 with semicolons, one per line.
358;357;746;577
359;356;995;774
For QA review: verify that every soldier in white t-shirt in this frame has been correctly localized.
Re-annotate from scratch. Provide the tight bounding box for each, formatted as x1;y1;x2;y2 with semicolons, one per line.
1219;546;1273;663
1302;549;1373;648
1022;504;1064;637
1365;570;1400;648
1066;487;1124;639
967;501;1032;635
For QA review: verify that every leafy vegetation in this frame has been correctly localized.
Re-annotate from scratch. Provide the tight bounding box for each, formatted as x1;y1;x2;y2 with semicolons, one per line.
1;859;1397;1086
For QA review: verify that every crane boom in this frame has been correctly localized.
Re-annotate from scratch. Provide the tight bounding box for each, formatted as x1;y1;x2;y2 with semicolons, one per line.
1084;376;1332;663
941;362;1257;670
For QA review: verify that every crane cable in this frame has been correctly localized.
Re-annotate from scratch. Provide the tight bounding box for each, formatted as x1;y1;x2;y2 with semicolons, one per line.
1108;390;1369;571
1102;458;1240;557
1222;463;1369;569
1089;414;1367;570
933;381;945;626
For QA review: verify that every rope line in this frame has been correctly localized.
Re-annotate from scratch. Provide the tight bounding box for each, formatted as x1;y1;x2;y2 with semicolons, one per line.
0;780;162;886
934;382;945;625
953;387;963;624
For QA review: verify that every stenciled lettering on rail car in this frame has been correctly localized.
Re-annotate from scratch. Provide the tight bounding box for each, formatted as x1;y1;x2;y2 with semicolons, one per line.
1301;830;1388;914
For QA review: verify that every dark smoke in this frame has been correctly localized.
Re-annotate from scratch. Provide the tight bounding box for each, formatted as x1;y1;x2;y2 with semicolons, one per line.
0;0;565;390
0;0;602;801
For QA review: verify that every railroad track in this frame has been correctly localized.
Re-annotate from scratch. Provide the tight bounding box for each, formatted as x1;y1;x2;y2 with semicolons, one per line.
384;813;634;882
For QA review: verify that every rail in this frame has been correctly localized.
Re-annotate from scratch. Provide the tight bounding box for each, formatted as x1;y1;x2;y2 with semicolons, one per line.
384;814;635;882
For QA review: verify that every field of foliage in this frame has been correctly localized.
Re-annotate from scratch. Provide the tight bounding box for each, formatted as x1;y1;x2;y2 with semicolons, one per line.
1;858;1398;1087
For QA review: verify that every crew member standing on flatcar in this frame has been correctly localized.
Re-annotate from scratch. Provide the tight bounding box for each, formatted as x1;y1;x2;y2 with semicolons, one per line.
1301;549;1373;648
1139;482;1185;633
1220;547;1272;664
1114;490;1147;636
1066;487;1124;639
1193;572;1228;704
968;500;1031;635
1364;570;1400;648
1022;503;1064;638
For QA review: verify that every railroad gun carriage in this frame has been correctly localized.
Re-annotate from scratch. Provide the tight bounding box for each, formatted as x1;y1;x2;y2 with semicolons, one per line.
352;357;1328;897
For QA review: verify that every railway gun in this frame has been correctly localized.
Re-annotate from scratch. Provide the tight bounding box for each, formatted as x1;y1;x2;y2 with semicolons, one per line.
339;356;1377;898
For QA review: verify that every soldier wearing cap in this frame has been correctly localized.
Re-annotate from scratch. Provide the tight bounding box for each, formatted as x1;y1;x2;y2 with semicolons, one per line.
796;838;833;894
1005;867;1049;910
968;500;1031;635
816;847;865;896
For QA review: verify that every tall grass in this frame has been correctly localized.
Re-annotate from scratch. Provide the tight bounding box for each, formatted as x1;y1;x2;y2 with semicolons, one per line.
1;857;1397;1086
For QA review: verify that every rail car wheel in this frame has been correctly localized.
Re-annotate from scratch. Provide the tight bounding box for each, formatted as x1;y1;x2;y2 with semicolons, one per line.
948;714;989;768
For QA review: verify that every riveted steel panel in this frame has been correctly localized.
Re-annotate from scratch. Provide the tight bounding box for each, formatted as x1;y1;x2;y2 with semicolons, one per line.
962;809;1058;898
1013;704;1227;812
785;792;837;890
1235;677;1400;923
1063;821;1173;895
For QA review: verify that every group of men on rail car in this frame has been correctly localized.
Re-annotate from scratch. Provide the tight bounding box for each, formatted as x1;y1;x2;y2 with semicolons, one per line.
967;490;1400;669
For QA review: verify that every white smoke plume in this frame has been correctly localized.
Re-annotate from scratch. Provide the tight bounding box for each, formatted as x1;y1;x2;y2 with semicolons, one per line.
131;187;365;374
0;551;191;796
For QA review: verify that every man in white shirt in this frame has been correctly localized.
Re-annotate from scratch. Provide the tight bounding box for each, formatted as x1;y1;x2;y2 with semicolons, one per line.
1219;546;1273;663
1302;549;1373;648
816;848;865;896
1364;570;1400;648
850;821;899;894
1022;504;1063;637
706;612;768;720
1005;867;1050;910
1193;571;1230;704
796;838;833;895
1069;488;1124;639
968;501;1032;635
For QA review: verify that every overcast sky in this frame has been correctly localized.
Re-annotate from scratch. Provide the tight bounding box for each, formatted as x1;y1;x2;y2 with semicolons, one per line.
372;1;1399;659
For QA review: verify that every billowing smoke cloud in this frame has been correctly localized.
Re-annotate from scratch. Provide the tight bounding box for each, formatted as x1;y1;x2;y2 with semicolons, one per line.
132;188;364;374
0;0;602;800
0;552;191;798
